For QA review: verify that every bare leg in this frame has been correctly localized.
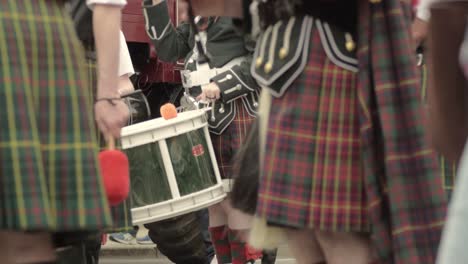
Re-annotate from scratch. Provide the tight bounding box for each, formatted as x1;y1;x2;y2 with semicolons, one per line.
209;202;228;228
0;231;56;264
223;198;253;231
221;198;261;263
316;230;374;264
286;229;325;264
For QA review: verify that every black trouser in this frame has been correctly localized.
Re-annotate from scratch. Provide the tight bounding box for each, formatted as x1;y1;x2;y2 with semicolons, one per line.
83;233;102;264
52;232;101;264
197;209;215;264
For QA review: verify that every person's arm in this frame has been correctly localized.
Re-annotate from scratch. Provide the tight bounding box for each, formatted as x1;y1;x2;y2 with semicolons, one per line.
143;0;191;62
412;0;460;48
211;57;259;104
88;0;130;139
197;38;259;103
416;0;440;21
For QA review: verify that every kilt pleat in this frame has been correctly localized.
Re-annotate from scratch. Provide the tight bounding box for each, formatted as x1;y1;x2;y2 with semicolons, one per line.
420;63;456;199
257;27;369;232
211;100;256;179
0;0;112;230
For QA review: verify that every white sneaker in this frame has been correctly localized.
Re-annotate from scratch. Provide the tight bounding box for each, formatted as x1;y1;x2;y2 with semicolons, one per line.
109;232;135;245
136;235;153;245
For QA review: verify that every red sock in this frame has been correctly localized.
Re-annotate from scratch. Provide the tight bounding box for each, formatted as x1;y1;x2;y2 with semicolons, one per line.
228;229;263;264
209;226;231;264
245;244;263;261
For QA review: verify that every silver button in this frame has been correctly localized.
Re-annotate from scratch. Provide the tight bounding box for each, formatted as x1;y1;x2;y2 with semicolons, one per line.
253;102;258;107
219;107;225;114
236;84;242;90
188;59;194;64
226;74;233;80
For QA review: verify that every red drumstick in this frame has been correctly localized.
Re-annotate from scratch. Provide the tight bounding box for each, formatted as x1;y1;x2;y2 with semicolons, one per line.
160;103;178;120
99;136;130;206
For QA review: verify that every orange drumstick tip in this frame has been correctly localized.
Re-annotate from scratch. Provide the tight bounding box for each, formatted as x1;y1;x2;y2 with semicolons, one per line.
160;103;178;120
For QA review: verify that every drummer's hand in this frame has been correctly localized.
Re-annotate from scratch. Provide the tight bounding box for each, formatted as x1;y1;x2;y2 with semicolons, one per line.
412;18;428;50
197;82;221;102
94;94;130;140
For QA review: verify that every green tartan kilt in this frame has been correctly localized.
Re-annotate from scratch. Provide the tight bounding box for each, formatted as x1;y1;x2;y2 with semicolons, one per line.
86;60;133;233
0;1;112;231
420;62;456;199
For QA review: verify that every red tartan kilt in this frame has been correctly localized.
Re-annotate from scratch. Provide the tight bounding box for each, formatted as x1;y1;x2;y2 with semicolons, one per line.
256;28;369;232
210;100;256;179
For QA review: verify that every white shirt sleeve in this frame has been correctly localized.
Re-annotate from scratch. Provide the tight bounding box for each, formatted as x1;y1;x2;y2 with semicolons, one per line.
119;31;135;77
86;0;127;9
416;0;467;21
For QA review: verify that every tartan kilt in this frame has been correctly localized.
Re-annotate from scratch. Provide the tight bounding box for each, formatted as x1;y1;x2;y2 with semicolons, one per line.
0;1;112;230
85;59;134;232
210;100;256;179
420;63;456;199
256;28;369;232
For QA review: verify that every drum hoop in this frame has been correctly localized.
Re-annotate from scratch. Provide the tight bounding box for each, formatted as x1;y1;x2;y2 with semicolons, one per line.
131;183;226;225
120;110;208;149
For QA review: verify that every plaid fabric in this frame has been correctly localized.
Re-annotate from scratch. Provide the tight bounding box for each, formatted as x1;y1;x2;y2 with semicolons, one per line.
85;59;133;232
0;1;112;230
257;28;368;232
256;1;447;263
420;63;456;199
228;228;248;264
210;100;256;179
358;1;447;263
107;199;133;232
210;226;232;263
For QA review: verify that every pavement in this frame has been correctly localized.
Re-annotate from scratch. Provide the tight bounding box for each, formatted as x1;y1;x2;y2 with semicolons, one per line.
100;236;158;258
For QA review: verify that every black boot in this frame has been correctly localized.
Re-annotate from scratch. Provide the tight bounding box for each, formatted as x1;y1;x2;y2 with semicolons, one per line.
84;233;102;264
261;249;278;264
56;244;87;264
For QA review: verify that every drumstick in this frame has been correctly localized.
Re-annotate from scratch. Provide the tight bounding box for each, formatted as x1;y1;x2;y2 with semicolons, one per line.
99;135;130;206
160;103;178;120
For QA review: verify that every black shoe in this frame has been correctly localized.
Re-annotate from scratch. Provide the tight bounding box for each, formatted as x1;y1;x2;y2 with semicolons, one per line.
56;244;87;264
261;249;277;264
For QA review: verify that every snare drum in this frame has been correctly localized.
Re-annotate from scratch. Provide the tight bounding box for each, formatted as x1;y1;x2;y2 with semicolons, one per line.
120;110;226;224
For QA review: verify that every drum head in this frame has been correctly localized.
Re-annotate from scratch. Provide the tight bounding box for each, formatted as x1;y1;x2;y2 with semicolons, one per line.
166;128;217;196
126;143;172;208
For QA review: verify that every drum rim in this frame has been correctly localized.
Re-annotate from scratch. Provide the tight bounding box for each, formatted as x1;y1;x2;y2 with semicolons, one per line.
121;109;207;137
130;183;226;224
